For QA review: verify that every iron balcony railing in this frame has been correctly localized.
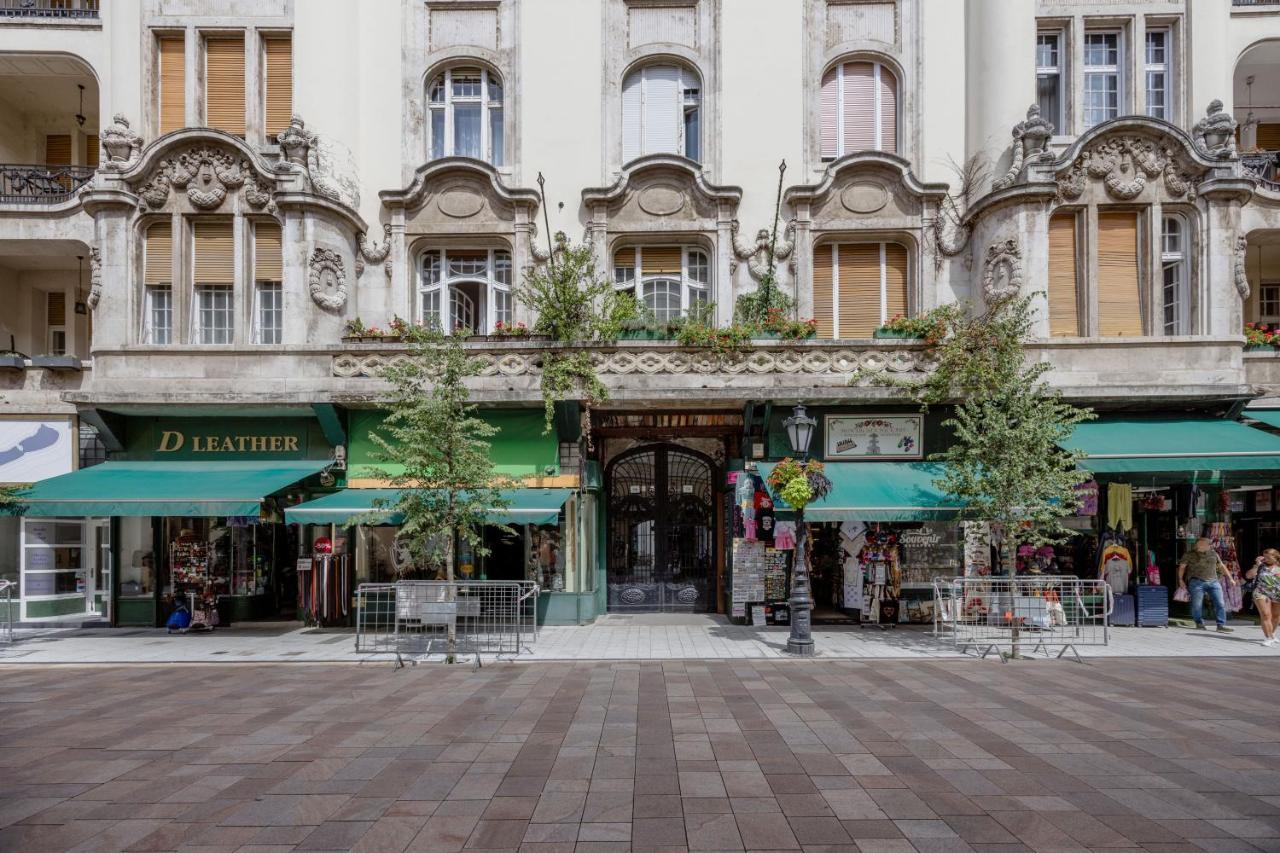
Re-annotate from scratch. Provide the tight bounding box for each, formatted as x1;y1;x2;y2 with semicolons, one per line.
0;164;95;204
1234;0;1280;6
1243;153;1280;192
0;0;99;18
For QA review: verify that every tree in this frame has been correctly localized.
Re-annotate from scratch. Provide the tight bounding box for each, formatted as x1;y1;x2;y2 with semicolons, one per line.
367;327;514;587
899;294;1094;570
516;233;638;431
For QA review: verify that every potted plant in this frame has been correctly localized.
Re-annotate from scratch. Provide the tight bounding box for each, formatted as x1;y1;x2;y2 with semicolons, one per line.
343;317;390;343
1245;322;1278;351
874;313;945;342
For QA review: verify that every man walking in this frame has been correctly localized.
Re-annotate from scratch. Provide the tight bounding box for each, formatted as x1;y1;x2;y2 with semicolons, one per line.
1177;537;1236;633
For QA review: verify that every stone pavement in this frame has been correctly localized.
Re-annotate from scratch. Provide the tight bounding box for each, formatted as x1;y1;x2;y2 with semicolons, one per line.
2;659;1280;853
0;614;1276;665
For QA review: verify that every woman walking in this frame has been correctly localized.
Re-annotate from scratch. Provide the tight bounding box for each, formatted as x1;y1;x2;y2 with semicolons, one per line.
1246;548;1280;647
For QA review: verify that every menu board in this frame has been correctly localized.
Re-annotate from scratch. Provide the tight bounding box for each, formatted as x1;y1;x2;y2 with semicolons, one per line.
898;523;961;585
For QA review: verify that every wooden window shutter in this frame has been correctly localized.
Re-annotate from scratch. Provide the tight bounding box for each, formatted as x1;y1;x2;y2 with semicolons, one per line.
842;62;875;153
613;246;636;268
1047;213;1080;336
254;222;282;282
813;243;835;339
144;222;173;285
263;35;293;138
158;36;186;135
820;67;838;159
193;221;235;284
206;35;246;136
641;246;682;276
878;66;898;153
46;291;66;326
1097;210;1143;336
1257;123;1280;151
85;134;99;169
44;135;71;165
837;243;882;337
883;243;908;321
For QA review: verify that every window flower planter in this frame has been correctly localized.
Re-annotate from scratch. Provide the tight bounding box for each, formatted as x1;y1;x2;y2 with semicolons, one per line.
873;329;924;340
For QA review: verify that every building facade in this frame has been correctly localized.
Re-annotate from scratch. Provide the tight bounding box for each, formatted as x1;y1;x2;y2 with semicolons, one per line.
6;0;1280;627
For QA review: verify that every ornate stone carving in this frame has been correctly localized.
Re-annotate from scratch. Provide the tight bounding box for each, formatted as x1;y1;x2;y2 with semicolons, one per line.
437;188;484;218
356;223;393;279
307;132;360;209
840;182;889;214
731;220;795;282
99;114;141;168
86;247;102;310
136;145;274;211
1056;136;1201;202
308;248;348;311
981;239;1023;301
992;105;1055;190
934;195;970;257
637;184;686;216
276;114;312;166
1235;235;1251;300
1192;100;1238;159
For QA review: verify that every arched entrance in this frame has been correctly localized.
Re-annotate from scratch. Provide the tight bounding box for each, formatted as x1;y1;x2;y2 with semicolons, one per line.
606;444;715;612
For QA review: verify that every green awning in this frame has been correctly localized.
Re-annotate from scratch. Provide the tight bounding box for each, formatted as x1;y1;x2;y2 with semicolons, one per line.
1063;418;1280;480
15;460;329;517
1245;409;1280;431
284;487;572;526
756;462;962;522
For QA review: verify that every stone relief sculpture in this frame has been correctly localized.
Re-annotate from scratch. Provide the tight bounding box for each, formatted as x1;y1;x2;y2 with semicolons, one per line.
308;248;348;311
992;105;1055;191
981;239;1023;301
86;247;102;310
1235;235;1251;300
136;146;275;212
99;114;141;168
731;220;795;280
356;223;393;278
1191;100;1238;159
307;130;361;209
275;115;312;167
1056;136;1201;202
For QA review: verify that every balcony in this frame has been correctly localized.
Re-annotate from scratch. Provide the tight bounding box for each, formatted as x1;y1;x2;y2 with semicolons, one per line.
0;164;94;204
0;1;99;19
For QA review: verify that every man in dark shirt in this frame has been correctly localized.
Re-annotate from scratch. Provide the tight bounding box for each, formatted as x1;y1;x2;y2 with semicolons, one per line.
1177;537;1235;632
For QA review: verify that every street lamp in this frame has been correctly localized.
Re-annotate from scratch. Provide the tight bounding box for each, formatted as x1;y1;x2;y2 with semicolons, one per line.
783;403;817;656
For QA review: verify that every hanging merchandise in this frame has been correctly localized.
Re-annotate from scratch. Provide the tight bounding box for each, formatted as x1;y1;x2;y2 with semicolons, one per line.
1074;480;1099;516
858;526;900;626
1209;521;1244;614
1107;483;1134;532
839;522;867;612
1145;550;1162;586
773;521;796;550
756;492;776;544
1098;528;1133;595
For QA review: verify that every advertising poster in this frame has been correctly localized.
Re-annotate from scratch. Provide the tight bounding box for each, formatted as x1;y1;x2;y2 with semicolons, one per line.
824;415;922;460
0;419;74;484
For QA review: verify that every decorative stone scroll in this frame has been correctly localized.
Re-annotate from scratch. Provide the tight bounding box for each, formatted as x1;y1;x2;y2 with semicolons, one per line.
1236;235;1251;300
356;223;393;278
137;145;275;212
308;248;348;311
86;247;102;310
731;220;795;280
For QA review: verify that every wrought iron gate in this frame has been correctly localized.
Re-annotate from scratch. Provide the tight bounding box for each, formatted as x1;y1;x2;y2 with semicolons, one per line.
606;445;715;611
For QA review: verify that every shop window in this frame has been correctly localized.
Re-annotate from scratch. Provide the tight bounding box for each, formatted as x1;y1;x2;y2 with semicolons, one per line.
428;66;504;166
1048;212;1080;336
622;64;702;163
1161;214;1189;335
1097;209;1142;336
157;35;186;135
612;246;710;323
811;241;908;339
820;59;898;160
78;423;107;468
263;34;293;139
143;221;173;344
419;247;513;334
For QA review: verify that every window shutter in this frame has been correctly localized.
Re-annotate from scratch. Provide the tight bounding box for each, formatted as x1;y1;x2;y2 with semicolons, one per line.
158;36;186;135
622;71;642;163
837;243;882;337
878;66;898;153
1097;210;1143;336
842;62;875;153
206;35;246;136
883;243;908;323
46;291;66;327
642;65;680;156
44;135;71;165
641;246;682;276
145;222;173;285
813;243;835;339
193;221;235;284
85;134;99;169
614;246;635;268
820;67;838;159
1047;213;1080;336
254;222;282;282
263;35;293;139
1258;123;1280;151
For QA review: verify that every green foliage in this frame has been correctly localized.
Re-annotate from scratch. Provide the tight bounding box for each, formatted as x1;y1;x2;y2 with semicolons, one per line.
877;295;1094;558
367;326;514;579
766;457;832;511
734;272;793;327
876;312;947;342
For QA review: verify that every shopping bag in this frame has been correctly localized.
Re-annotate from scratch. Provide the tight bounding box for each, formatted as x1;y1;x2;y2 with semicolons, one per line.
1173;585;1189;603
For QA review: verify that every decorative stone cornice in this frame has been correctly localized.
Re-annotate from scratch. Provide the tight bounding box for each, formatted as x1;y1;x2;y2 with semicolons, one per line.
582;154;743;213
783;152;950;212
380;157;541;213
991;105;1055;191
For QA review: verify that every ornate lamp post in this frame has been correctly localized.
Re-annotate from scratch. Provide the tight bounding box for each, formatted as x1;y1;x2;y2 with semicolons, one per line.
784;403;817;656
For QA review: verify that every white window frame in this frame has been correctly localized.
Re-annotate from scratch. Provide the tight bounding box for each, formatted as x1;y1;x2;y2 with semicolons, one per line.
193;284;234;345
253;280;283;344
827;241;903;338
1083;30;1124;130
612;246;712;322
1036;30;1065;132
1261;283;1280;325
1160;214;1189;336
825;60;897;161
19;518;98;622
47;326;67;356
427;66;504;166
1144;27;1171;121
143;285;173;345
622;64;702;163
418;247;514;334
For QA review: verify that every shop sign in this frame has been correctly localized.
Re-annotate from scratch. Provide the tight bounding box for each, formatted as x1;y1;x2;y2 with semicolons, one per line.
146;419;308;459
899;524;961;574
824;415;922;460
0;418;74;485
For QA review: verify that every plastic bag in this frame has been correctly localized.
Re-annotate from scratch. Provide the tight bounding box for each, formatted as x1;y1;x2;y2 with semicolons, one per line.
1173;585;1190;603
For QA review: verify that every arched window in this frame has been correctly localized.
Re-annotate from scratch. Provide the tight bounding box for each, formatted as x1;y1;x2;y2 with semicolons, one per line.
622;64;701;163
812;242;907;338
419;248;513;334
613;246;709;323
820;60;898;160
427;66;504;166
1161;214;1189;335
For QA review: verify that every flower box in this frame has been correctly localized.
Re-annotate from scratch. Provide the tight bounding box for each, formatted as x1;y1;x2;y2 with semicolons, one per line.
873;329;924;340
618;329;668;340
1245;343;1276;352
342;334;402;344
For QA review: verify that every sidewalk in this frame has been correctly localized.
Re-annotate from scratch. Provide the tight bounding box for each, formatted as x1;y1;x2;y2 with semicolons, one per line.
1;613;1274;665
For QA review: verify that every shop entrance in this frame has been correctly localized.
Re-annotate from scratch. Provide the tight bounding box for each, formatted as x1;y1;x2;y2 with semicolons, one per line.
606;444;715;612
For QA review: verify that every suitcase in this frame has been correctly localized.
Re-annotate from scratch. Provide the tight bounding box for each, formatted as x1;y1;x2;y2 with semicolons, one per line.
1136;585;1169;627
1111;593;1136;626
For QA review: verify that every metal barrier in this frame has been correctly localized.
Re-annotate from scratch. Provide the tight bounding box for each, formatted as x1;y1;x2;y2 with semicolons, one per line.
0;580;13;643
932;578;956;639
354;580;539;667
948;575;1112;662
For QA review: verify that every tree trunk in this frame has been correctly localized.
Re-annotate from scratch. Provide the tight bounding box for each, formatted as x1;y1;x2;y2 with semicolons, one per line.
445;524;457;663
